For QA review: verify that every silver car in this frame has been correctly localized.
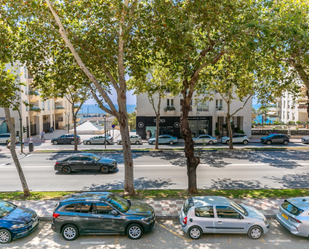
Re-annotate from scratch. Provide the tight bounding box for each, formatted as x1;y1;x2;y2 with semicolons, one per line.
179;196;269;240
83;135;114;145
193;135;217;145
117;135;142;145
221;134;249;144
148;135;178;145
276;197;309;237
0;133;10;144
301;136;309;144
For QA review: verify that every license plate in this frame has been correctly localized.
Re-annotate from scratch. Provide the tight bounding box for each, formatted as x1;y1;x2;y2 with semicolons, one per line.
282;213;288;220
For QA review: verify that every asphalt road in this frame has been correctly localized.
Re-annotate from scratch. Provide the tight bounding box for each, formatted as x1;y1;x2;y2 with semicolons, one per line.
1;220;308;249
1;150;309;191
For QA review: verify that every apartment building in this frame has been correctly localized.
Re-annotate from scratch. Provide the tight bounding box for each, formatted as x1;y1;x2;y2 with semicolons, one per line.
136;92;252;139
0;64;74;138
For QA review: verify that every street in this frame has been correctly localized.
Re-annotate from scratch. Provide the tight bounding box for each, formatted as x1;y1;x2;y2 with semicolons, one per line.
1;150;309;191
1;220;308;249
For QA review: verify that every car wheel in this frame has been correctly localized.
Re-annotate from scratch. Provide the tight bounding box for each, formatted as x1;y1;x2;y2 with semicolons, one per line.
248;225;262;239
100;166;109;174
188;226;202;240
127;223;143;240
209;140;214;145
151;141;154;145
135;141;139;145
243;140;248;145
225;140;229;144
103;140;108;145
70;140;74;145
266;140;272;145
86;141;91;145
0;229;12;244
62;166;71;174
62;224;79;241
283;140;289;145
53;140;58;145
169;141;174;145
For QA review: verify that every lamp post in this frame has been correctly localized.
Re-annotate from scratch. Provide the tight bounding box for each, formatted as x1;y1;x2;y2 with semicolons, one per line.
103;114;107;149
66;112;70;134
196;112;200;137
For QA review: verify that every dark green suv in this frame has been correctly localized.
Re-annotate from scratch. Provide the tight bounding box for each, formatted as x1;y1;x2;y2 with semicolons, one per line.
51;192;155;240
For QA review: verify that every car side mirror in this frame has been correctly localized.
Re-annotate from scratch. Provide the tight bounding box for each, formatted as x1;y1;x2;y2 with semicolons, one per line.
111;210;118;216
239;215;244;219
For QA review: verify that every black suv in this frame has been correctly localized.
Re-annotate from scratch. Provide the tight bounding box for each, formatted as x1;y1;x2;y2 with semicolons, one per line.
261;134;289;145
52;192;155;240
51;134;81;145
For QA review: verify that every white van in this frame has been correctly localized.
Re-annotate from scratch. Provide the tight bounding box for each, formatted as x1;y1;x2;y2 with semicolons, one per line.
0;133;11;144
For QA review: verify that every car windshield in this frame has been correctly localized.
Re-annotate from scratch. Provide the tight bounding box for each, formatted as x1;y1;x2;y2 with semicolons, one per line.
229;200;248;216
281;200;304;216
108;194;130;212
87;154;101;162
0;200;16;218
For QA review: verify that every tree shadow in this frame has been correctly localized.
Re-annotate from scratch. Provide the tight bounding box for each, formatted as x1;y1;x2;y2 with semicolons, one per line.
83;177;176;191
207;178;269;189
265;172;309;189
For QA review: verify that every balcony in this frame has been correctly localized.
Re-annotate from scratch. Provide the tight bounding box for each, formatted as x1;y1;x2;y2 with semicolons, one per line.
164;106;175;115
215;107;224;116
298;104;308;113
297;98;308;104
29;107;41;116
28;90;40;102
55;106;65;114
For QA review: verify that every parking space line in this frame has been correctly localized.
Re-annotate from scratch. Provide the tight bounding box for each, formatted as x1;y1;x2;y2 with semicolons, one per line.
80;241;106;245
268;239;291;242
158;224;191;242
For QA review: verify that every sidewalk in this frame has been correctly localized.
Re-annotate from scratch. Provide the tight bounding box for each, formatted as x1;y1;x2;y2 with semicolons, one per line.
11;198;282;221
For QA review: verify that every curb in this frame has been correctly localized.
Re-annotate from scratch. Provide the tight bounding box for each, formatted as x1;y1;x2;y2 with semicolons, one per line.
38;214;277;221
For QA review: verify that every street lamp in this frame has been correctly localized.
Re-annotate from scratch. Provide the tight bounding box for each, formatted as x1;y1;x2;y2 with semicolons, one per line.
66;112;70;134
103;114;107;149
196;112;200;137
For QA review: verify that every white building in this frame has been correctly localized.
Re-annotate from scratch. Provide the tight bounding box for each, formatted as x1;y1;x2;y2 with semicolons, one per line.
0;64;74;138
136;91;252;138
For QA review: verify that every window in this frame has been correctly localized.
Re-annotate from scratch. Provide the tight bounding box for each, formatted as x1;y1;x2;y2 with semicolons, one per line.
288;101;290;109
197;101;209;112
65;204;78;212
68;157;81;162
42;101;45;111
216;206;242;219
25;86;28;95
95;203;113;214
78;203;92;213
195;206;214;218
47;101;50;111
167;99;170;106
24;67;27;78
216;99;223;109
171;99;174;106
281;200;304;216
82;157;93;162
287;112;290;119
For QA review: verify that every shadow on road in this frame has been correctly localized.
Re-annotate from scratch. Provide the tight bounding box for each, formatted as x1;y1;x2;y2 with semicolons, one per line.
207;178;270;189
265;172;309;189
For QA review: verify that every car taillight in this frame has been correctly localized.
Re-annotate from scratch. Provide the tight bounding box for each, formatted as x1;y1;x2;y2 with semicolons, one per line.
53;213;60;218
290;217;302;223
55;162;59;166
183;216;187;225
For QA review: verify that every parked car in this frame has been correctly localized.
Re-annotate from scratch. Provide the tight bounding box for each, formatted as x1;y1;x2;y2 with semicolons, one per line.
83;135;114;145
117;135;142;145
193;135;217;145
0;133;10;144
179;196;269;240
221;134;249;144
276;197;309;238
301;136;309;144
148;135;178;145
52;192;155;240
51;134;81;145
261;134;289;145
54;153;117;174
0;200;39;244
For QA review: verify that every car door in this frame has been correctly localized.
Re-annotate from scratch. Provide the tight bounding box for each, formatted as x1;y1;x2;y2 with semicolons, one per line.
58;135;66;144
214;206;248;234
81;157;97;171
272;135;281;143
194;206;216;233
130;135;136;144
158;135;164;144
67;157;84;171
73;202;98;233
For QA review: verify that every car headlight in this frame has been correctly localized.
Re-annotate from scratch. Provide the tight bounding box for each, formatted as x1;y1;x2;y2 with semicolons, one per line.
12;223;26;229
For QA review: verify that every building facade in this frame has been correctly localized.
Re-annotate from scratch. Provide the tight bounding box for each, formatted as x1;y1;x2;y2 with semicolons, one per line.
0;64;74;138
136;92;252;139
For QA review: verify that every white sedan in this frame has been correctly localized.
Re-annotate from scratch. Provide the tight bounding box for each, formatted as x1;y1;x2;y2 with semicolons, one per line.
193;135;217;144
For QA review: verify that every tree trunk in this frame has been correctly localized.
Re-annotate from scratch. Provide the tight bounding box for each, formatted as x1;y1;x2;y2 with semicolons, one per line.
155;114;160;149
118;100;135;196
180;101;200;194
4;108;31;197
72;104;78;151
227;114;233;149
306;90;309;120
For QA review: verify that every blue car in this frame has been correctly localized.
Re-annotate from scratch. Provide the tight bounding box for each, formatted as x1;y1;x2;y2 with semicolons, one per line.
0;200;39;244
148;135;178;145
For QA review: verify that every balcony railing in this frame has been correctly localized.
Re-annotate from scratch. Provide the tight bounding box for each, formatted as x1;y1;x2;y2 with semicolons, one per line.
164;106;176;112
298;105;307;109
55;106;65;109
30;107;41;112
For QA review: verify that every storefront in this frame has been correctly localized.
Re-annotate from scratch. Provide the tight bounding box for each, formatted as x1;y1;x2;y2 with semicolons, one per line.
136;116;212;139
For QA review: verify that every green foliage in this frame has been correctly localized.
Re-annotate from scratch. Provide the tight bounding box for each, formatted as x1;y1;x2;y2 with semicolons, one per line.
214;128;220;136
273;121;281;125
237;130;245;134
112;118;119;126
127;112;136;131
296;121;302;125
288;121;296;125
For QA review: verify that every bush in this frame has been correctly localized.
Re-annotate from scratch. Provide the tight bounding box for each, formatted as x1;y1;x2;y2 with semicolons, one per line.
273;121;281;125
214;128;220;136
288;121;296;125
237;129;245;134
252;121;256;125
296;121;302;125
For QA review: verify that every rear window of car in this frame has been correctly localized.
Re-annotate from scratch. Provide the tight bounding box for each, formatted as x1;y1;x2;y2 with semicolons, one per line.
183;198;194;215
0;200;16;218
281;200;304;216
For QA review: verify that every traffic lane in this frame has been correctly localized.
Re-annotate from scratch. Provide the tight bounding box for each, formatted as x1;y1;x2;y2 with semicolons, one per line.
2;220;309;249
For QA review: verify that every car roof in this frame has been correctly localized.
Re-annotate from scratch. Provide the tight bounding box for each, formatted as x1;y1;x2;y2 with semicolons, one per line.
192;196;230;207
60;192;112;203
287;197;309;210
63;153;98;159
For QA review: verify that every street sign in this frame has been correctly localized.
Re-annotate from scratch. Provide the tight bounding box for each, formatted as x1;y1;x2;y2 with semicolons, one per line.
112;124;115;129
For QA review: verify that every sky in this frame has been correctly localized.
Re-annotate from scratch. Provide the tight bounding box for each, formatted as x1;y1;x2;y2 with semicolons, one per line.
84;88;136;105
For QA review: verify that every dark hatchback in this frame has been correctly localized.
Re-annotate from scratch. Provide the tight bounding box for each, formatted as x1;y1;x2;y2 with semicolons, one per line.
0;200;39;244
52;192;155;240
54;153;117;174
261;134;289;145
51;134;81;145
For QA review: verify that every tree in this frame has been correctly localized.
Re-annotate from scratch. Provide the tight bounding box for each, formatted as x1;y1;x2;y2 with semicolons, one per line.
0;64;31;197
252;107;257;123
129;62;176;149
257;104;271;125
142;0;260;193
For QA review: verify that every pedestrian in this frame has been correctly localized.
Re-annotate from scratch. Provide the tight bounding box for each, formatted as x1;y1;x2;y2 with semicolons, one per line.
22;138;25;150
41;130;45;140
6;139;11;150
29;136;33;144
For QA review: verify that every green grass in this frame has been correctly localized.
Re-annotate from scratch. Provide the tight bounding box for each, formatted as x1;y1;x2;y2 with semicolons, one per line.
1;189;309;201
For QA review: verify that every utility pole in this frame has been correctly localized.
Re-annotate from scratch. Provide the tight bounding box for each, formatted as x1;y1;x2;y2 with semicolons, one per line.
17;109;23;153
103;114;107;149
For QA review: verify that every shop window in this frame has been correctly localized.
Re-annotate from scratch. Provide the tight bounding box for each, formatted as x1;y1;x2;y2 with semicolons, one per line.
197;101;209;112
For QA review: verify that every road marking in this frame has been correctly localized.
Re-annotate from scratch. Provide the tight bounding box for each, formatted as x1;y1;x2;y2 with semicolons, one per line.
268;239;291;243
80;242;106;245
158;224;191;242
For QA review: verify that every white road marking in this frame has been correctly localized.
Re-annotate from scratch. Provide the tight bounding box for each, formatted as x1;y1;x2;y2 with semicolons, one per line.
80;242;106;245
268;239;291;243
